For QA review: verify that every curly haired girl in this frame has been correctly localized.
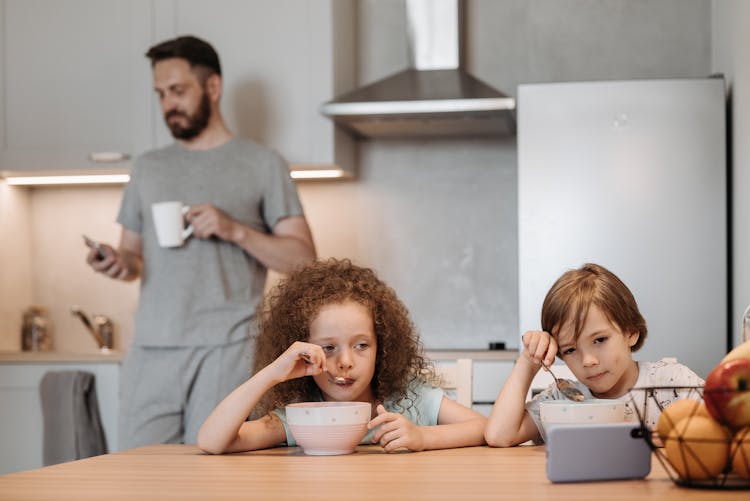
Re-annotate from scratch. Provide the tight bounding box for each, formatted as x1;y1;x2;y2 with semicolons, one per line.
197;258;486;454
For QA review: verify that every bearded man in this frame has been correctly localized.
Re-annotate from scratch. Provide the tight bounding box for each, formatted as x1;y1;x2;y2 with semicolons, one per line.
86;36;315;448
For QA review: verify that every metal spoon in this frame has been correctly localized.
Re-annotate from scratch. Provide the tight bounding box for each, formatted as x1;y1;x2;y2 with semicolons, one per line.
540;360;585;402
299;352;346;383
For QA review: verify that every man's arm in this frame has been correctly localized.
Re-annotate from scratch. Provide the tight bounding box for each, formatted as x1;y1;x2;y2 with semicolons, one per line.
233;215;316;273
186;204;315;273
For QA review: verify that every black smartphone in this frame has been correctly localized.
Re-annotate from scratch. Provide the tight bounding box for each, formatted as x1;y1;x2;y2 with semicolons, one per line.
82;234;107;260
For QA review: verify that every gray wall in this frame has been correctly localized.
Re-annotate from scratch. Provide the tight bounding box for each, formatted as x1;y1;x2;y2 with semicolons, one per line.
299;0;712;350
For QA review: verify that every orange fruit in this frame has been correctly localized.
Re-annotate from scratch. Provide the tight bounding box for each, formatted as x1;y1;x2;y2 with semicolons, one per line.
656;399;710;442
731;426;750;479
664;415;731;480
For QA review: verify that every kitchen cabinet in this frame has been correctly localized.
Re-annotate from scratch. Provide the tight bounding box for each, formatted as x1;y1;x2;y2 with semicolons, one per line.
426;350;517;416
0;0;355;177
0;356;120;475
0;0;154;172
153;0;356;177
472;360;514;416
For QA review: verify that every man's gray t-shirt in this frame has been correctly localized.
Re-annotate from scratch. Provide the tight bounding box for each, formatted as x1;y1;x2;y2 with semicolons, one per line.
117;138;304;346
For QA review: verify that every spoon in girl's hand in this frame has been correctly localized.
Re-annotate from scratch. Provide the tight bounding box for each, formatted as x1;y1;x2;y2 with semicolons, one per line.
539;359;585;402
299;352;346;383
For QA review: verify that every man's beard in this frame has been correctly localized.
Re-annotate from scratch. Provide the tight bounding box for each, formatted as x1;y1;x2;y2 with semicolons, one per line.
164;91;211;140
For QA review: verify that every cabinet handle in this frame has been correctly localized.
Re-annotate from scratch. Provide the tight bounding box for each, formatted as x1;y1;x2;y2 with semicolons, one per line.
88;152;130;163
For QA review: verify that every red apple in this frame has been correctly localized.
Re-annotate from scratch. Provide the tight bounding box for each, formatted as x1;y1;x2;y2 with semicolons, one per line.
703;358;750;429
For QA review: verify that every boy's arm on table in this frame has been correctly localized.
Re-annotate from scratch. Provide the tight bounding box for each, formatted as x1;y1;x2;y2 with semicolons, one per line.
484;359;542;447
484;330;557;447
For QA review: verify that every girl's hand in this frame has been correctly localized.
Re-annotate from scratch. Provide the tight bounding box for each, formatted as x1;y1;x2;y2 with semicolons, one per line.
521;330;558;368
368;404;425;452
266;341;328;383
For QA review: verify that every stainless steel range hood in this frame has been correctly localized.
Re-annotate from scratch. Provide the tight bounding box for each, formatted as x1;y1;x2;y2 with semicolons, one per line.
321;0;515;138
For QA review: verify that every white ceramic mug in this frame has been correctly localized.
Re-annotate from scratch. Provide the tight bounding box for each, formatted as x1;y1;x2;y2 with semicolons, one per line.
151;201;193;248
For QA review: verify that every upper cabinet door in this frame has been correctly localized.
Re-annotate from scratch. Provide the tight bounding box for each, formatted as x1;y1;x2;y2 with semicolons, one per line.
155;0;354;172
0;0;355;176
0;0;154;171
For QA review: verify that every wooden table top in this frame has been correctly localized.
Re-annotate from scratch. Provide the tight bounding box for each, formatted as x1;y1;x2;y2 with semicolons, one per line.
0;444;745;500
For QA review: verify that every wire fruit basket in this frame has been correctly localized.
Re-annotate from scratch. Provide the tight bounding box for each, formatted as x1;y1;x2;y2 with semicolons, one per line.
631;386;750;489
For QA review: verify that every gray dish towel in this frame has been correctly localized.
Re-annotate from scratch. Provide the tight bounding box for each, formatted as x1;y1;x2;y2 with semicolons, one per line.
39;370;108;466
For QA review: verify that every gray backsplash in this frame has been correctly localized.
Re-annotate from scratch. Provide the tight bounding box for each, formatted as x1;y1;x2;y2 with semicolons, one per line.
300;137;519;350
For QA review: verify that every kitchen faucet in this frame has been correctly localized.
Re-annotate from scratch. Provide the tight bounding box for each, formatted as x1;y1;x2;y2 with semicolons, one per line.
70;305;114;352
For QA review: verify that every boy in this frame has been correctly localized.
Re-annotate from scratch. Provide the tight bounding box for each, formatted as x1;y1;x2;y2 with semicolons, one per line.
485;263;703;447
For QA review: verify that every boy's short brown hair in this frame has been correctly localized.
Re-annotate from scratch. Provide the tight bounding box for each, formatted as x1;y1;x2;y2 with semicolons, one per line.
541;263;647;352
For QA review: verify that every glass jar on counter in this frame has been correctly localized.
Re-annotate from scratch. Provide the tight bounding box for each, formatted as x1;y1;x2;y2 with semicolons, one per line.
21;306;53;351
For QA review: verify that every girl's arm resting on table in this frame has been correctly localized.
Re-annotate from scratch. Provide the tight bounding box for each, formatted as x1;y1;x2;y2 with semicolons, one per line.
423;396;487;449
196;366;286;454
369;398;486;452
225;413;288;453
197;341;327;454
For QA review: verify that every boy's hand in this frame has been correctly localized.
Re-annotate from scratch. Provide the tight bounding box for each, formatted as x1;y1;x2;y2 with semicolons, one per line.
521;330;558;368
368;404;424;452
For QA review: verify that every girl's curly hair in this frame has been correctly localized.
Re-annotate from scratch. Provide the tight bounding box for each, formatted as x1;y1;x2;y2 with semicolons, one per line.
252;258;436;416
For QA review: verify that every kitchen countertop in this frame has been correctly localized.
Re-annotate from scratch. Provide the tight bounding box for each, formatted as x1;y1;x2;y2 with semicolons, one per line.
0;350;124;363
0;349;516;364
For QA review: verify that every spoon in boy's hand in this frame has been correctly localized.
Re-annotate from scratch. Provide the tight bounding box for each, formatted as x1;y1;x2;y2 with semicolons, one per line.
299;352;346;383
539;360;585;402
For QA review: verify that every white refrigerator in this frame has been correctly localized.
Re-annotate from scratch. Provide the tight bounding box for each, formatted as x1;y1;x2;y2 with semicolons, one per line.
518;78;727;378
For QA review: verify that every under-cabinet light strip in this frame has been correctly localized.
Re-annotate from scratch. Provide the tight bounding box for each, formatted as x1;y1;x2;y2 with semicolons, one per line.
4;174;131;186
3;169;345;186
289;169;345;179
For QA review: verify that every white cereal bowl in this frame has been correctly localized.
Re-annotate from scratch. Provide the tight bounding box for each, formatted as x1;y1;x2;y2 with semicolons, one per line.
539;399;627;430
285;401;372;456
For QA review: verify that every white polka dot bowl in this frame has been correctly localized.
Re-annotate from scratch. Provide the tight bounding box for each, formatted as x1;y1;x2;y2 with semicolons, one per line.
539;399;627;440
286;401;372;455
